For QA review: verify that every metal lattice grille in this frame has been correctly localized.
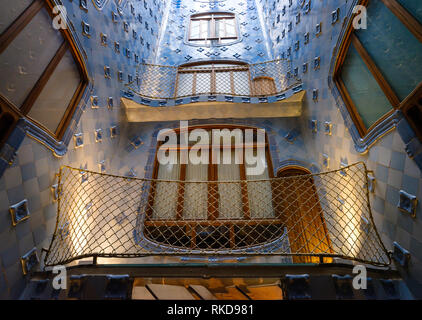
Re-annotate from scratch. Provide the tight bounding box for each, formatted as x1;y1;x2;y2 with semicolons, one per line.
127;59;299;100
45;163;390;267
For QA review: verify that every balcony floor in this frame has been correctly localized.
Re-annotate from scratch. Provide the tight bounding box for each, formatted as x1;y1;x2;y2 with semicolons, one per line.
122;91;305;122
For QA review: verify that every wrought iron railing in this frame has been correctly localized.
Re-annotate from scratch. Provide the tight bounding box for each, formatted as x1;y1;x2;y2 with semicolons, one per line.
44;163;390;267
126;59;300;100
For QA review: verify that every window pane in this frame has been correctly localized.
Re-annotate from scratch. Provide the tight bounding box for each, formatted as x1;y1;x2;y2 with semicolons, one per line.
200;19;209;38
217;150;243;219
246;152;274;219
28;50;80;133
215;71;231;94
183;158;208;220
215;19;225;38
355;1;422;101
153;159;180;220
0;7;63;107
396;0;422;25
225;19;236;37
190;20;201;38
0;0;33;34
340;45;392;129
233;71;250;95
195;72;211;95
177;73;194;97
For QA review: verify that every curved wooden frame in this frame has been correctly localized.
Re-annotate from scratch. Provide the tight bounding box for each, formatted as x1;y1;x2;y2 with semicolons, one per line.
333;0;422;139
0;0;89;145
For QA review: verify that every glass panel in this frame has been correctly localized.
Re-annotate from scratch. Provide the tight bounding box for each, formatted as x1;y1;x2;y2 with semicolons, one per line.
28;50;80;133
177;73;194;97
0;7;63;108
190;20;201;39
225;19;236;37
246;152;274;219
153;158;180;220
396;0;422;25
215;19;225;38
0;0;33;34
341;45;392;129
200;19;209;39
215;71;231;94
195;72;211;95
218;150;243;219
183;155;208;220
355;1;422;101
234;71;250;95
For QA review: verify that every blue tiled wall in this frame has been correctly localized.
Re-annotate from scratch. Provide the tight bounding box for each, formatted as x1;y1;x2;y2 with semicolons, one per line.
0;0;422;299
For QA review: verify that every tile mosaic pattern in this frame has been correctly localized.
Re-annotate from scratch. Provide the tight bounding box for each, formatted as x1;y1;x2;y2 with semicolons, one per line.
0;0;421;299
0;0;165;298
259;0;422;295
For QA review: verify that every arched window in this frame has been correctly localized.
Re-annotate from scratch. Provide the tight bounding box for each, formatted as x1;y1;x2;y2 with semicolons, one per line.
188;12;238;46
144;125;284;251
0;0;88;148
277;167;333;263
176;61;250;97
334;0;422;140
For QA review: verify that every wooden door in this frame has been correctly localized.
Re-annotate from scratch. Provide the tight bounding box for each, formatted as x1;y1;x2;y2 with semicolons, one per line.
277;168;333;263
252;76;277;96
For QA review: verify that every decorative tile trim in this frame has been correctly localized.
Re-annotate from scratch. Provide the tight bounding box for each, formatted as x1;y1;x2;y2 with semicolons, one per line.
125;86;304;107
398;190;418;218
367;171;375;193
284;274;311;299
9;199;30;226
95;129;103;143
91;0;110;11
21;247;39;275
360;215;371;234
74;133;84;148
392;241;411;268
332;274;354;299
81;21;91;37
324;121;332;135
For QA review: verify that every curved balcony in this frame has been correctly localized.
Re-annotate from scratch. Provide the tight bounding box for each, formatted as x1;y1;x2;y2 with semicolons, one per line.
44;163;390;267
123;60;304;122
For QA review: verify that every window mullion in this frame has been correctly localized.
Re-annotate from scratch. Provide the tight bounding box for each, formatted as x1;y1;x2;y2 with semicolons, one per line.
0;0;44;55
176;162;186;221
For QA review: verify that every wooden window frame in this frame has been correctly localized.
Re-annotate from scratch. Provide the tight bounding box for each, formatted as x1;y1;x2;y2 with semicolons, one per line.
176;61;251;97
334;0;422;138
188;12;238;45
0;0;89;142
145;125;279;249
